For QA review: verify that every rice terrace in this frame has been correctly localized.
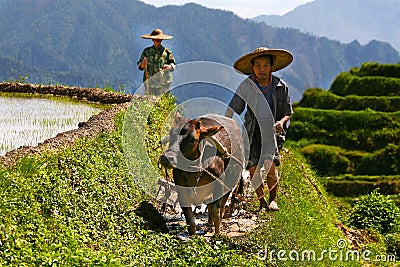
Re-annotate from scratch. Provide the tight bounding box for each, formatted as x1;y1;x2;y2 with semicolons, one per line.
0;64;399;266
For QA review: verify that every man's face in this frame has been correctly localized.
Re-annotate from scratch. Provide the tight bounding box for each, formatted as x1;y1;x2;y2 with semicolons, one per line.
252;56;272;81
152;39;162;47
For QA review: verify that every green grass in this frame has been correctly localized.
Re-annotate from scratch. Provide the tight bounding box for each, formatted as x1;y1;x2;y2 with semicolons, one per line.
0;97;393;266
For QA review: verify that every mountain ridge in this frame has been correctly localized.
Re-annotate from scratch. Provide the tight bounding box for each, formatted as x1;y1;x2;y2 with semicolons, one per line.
0;0;399;100
254;0;400;53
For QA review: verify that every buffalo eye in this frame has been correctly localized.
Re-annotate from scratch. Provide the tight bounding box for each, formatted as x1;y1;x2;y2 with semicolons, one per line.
179;128;187;136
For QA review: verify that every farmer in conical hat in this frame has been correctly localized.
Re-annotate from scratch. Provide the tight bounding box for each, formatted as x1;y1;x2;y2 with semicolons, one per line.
226;47;294;211
137;28;176;95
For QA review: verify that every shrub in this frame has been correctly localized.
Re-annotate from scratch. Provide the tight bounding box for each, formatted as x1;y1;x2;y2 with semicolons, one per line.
330;74;400;97
384;233;400;260
291;108;400;152
358;62;400;78
298;88;340;109
329;72;349;96
356;143;400;175
297;87;400;112
300;144;351;176
348;189;400;234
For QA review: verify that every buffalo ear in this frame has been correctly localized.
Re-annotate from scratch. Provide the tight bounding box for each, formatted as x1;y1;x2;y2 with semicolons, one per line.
200;124;224;138
174;111;186;125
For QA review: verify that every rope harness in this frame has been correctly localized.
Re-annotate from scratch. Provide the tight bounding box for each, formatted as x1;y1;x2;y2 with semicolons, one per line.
157;135;244;212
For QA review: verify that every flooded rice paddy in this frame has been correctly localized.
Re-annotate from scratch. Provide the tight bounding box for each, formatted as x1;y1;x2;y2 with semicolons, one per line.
0;94;102;155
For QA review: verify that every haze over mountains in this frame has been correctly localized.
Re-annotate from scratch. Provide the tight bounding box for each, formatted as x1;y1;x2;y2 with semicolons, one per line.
0;0;398;101
254;0;400;53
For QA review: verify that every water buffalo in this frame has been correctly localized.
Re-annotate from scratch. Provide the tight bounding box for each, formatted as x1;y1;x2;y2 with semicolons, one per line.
159;112;244;235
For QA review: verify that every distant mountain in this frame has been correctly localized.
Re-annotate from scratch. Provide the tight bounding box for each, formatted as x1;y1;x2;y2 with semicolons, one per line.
0;0;399;101
254;0;400;53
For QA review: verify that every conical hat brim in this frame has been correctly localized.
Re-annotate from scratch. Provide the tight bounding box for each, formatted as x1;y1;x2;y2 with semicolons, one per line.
141;34;173;40
234;48;293;74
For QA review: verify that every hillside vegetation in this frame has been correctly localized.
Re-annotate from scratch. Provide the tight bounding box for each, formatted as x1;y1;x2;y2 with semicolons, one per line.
0;0;399;100
292;62;400;208
1;93;387;266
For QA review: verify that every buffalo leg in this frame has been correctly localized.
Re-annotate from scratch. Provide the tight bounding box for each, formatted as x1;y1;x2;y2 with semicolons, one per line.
182;207;196;235
219;193;230;219
207;202;221;234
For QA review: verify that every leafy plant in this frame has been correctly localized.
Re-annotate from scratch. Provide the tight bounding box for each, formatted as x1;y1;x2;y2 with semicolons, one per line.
356;143;400;175
348;189;400;233
300;144;351;176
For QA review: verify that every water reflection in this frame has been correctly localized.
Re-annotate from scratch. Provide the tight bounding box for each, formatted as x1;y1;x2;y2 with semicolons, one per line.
0;96;101;155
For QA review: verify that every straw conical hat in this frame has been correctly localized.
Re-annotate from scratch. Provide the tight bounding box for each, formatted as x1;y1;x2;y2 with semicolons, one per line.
234;47;293;74
141;28;173;40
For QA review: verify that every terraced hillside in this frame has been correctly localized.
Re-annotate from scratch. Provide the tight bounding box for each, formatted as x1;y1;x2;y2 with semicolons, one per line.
291;62;400;199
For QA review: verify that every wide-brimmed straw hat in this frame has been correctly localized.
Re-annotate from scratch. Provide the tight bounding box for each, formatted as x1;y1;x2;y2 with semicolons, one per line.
141;28;173;40
234;47;293;74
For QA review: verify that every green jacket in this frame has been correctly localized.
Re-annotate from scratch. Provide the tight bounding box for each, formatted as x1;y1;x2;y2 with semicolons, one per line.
137;45;176;88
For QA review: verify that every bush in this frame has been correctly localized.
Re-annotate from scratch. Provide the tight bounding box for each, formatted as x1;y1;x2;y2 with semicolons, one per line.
330;63;400;97
297;87;400;112
329;72;349;96
330;73;400;97
300;144;351;176
356;143;400;175
384;233;400;260
298;88;340;109
358;62;400;78
290;108;400;152
348;189;400;234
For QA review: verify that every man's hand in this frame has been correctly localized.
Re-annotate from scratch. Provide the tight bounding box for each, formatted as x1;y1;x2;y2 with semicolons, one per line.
163;64;173;71
275;120;284;132
140;57;148;69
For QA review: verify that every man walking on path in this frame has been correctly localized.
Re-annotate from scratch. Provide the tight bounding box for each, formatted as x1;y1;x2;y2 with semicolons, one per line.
137;28;176;95
225;47;293;211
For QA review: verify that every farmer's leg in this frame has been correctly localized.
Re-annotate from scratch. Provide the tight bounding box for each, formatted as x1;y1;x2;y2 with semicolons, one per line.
266;162;279;211
248;165;268;210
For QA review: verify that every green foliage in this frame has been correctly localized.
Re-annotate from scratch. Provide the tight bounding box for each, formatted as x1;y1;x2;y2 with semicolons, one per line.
237;148;366;267
0;129;146;265
294;62;400;199
330;71;400;97
297;88;340;109
357;62;400;78
290;108;400;152
145;94;176;167
299;142;400;178
1;1;399;99
325;175;400;197
300;144;351;176
298;87;400;112
384;233;400;260
349;189;400;234
329;72;348;96
330;174;400;182
356;143;400;175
